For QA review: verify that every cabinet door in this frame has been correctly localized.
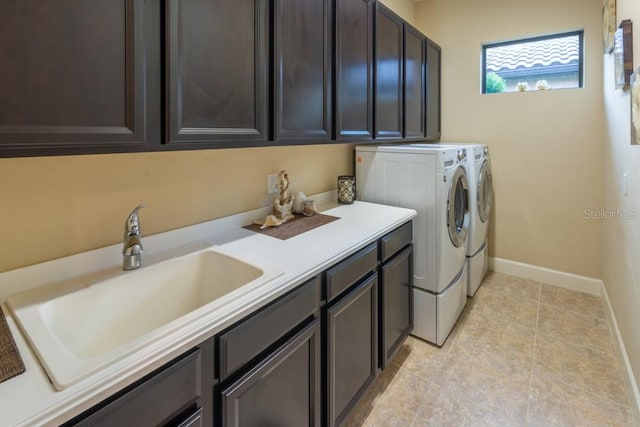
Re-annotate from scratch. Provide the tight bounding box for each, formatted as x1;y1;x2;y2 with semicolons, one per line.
380;245;413;369
374;3;403;140
0;0;153;156
326;273;378;426
426;39;441;141
274;0;332;142
335;0;373;141
220;319;321;427
166;0;268;146
404;25;426;139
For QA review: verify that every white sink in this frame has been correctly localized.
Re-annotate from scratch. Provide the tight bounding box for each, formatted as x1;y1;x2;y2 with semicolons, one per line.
6;248;283;390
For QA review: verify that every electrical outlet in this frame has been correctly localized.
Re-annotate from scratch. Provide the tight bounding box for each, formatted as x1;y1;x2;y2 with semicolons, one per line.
267;173;279;194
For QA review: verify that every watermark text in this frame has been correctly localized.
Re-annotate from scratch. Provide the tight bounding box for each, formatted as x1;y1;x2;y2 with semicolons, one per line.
584;208;640;220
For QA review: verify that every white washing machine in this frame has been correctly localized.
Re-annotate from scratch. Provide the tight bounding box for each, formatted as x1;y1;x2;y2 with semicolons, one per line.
355;144;469;346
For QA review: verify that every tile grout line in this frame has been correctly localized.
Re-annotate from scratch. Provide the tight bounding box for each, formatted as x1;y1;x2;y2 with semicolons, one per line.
536;302;617;356
533;284;634;419
525;282;542;427
537;299;610;323
535;329;617;357
408;311;464;427
364;273;631;426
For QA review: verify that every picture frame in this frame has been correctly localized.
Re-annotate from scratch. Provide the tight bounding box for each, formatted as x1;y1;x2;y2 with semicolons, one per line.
602;0;616;53
631;68;640;145
614;19;633;89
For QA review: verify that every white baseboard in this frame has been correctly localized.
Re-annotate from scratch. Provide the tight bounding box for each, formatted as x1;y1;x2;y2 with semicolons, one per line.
488;256;640;421
601;285;640;424
488;257;602;295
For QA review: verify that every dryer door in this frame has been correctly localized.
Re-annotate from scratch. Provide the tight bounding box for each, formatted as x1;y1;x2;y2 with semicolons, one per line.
447;166;469;247
477;159;493;223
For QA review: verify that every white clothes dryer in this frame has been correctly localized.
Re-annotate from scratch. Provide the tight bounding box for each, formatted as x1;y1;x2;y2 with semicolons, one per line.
463;144;492;296
355;144;469;346
438;142;493;296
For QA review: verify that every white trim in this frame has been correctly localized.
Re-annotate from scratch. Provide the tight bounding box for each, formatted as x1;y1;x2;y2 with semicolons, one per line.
488;256;640;421
488;257;602;295
601;284;640;424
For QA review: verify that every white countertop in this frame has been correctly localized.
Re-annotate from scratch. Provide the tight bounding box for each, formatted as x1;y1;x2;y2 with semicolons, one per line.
0;194;416;426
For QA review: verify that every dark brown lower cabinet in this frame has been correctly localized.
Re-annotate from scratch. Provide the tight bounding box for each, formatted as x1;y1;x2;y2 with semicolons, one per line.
65;345;210;427
380;245;414;368
326;273;378;427
61;222;413;427
172;407;203;427
219;319;321;427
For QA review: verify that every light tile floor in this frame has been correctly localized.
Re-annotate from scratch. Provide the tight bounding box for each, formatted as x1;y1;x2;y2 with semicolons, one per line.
346;272;636;426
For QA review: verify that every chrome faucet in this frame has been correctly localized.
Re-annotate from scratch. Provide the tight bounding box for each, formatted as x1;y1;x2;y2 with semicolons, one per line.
123;204;146;271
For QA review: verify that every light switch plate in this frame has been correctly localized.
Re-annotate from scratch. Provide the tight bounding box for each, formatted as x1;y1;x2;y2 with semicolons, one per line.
267;173;279;194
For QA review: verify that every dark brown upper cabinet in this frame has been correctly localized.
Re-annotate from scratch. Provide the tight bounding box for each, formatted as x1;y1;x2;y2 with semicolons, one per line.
374;3;404;140
334;0;374;141
404;24;427;139
0;0;440;157
166;0;268;147
274;0;332;142
426;39;442;141
0;0;156;157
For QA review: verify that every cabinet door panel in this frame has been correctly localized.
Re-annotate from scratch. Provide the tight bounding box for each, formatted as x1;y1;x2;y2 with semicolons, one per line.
374;4;403;140
335;0;373;140
327;273;378;426
274;0;331;141
381;245;413;368
167;0;268;145
404;25;426;139
426;40;441;141
0;0;149;154
220;319;321;427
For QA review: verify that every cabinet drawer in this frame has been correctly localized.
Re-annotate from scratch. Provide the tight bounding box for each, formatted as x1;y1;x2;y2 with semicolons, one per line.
217;277;320;381
70;349;201;427
379;221;412;262
325;243;377;303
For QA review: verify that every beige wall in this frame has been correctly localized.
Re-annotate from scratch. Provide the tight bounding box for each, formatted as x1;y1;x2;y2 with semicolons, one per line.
603;0;640;392
380;0;416;26
0;144;354;273
415;0;604;279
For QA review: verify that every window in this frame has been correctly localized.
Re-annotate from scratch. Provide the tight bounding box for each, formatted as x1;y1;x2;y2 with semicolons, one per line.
482;31;584;94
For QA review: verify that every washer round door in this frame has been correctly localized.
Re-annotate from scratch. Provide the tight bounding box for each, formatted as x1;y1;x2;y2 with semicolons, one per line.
477;159;493;223
447;166;469;247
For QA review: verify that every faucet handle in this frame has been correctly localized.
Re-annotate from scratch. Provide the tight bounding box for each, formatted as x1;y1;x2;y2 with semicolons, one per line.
125;204;146;236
